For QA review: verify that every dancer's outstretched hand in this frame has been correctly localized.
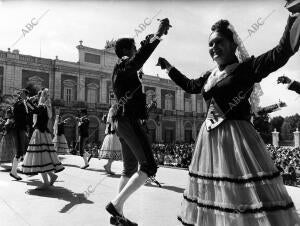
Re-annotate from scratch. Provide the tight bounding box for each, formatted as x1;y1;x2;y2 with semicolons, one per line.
277;75;292;84
156;57;171;70
156;18;172;37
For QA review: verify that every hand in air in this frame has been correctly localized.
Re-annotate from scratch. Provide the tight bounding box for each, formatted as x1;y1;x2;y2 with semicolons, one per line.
156;18;172;37
156;57;172;70
277;75;292;84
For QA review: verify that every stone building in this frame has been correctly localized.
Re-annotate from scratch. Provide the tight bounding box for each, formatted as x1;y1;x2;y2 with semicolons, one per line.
0;40;206;145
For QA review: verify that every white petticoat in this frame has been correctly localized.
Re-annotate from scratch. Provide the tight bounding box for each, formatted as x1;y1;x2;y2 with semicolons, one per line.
98;134;122;161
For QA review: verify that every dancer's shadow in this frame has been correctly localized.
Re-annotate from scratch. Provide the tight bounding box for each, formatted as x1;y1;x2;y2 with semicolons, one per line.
106;173;121;178
25;185;93;213
62;163;113;174
0;164;10;172
144;183;185;193
61;163;82;169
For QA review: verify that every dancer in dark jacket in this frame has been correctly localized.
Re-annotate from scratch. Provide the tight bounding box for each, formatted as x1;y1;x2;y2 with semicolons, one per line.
105;18;171;225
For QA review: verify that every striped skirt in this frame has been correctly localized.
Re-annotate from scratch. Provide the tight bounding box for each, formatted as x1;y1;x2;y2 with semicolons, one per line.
178;120;300;226
22;129;64;175
53;134;70;155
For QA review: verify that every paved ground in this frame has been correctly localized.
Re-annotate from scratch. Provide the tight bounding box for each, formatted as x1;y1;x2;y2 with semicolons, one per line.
0;155;299;226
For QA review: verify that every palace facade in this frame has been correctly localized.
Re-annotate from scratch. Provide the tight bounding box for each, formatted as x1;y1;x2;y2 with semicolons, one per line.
0;40;206;145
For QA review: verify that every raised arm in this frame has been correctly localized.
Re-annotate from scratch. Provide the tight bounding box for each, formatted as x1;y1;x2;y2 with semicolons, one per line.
288;80;300;94
247;15;300;83
121;18;171;73
168;67;210;94
123;35;161;72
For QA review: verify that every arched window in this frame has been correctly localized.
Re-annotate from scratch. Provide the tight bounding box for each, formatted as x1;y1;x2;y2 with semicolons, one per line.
165;94;173;110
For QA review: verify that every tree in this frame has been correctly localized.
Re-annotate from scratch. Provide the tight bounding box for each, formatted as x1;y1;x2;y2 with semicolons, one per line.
281;120;293;140
253;113;271;143
280;114;300;140
270;116;284;139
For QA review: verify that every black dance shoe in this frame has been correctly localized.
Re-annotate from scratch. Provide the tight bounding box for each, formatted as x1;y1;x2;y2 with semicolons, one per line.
105;202;138;226
80;164;89;169
9;173;22;181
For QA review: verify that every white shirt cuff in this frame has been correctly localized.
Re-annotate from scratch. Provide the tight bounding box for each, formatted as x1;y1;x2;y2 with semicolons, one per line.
287;80;294;89
150;35;162;43
166;66;174;73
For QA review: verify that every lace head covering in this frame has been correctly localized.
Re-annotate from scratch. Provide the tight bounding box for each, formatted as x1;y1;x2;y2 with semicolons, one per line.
39;88;52;119
227;23;263;115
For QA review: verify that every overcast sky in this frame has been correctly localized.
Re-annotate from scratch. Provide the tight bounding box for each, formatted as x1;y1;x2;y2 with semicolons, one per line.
0;0;299;117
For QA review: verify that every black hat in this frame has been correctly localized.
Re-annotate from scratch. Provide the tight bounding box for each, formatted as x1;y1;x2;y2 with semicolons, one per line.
285;0;300;13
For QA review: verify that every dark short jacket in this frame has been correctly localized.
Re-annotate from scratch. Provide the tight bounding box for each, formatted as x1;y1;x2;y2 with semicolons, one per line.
112;34;161;120
79;117;89;137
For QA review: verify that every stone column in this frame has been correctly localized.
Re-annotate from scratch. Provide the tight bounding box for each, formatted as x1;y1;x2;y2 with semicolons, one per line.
192;94;196;112
78;77;85;101
272;128;279;147
192;120;197;141
294;128;300;148
100;79;108;104
54;71;62;99
156;87;161;109
176;120;181;141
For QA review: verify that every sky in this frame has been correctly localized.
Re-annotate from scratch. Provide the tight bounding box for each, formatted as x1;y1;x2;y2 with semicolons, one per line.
0;0;299;117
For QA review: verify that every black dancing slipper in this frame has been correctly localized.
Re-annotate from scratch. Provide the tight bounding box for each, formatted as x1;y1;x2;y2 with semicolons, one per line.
80;164;89;169
110;216;138;226
9;173;22;181
106;203;137;226
105;202;122;217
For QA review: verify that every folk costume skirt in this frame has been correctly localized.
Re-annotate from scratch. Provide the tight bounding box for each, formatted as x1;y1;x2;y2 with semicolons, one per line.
22;129;64;175
178;120;300;226
98;133;122;161
53;134;70;155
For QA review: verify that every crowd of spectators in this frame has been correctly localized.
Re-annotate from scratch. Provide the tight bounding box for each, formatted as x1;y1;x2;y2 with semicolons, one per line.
266;144;300;186
152;143;194;168
69;140;299;186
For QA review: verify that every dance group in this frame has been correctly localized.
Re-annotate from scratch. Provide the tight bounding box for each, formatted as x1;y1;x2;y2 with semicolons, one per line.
0;87;122;186
0;5;300;226
104;10;300;226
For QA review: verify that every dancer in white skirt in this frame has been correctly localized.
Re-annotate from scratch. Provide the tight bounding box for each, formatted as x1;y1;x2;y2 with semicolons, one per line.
99;107;122;174
22;89;64;188
157;14;300;226
53;112;70;155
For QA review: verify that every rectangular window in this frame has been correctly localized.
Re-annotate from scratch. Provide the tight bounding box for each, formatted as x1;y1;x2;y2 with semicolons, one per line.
197;99;203;113
84;53;101;64
87;89;97;103
64;87;73;103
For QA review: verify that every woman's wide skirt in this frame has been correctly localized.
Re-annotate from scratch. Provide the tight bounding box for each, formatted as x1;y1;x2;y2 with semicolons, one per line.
178;120;300;226
22;129;64;175
53;134;70;155
98;134;122;161
0;132;16;163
